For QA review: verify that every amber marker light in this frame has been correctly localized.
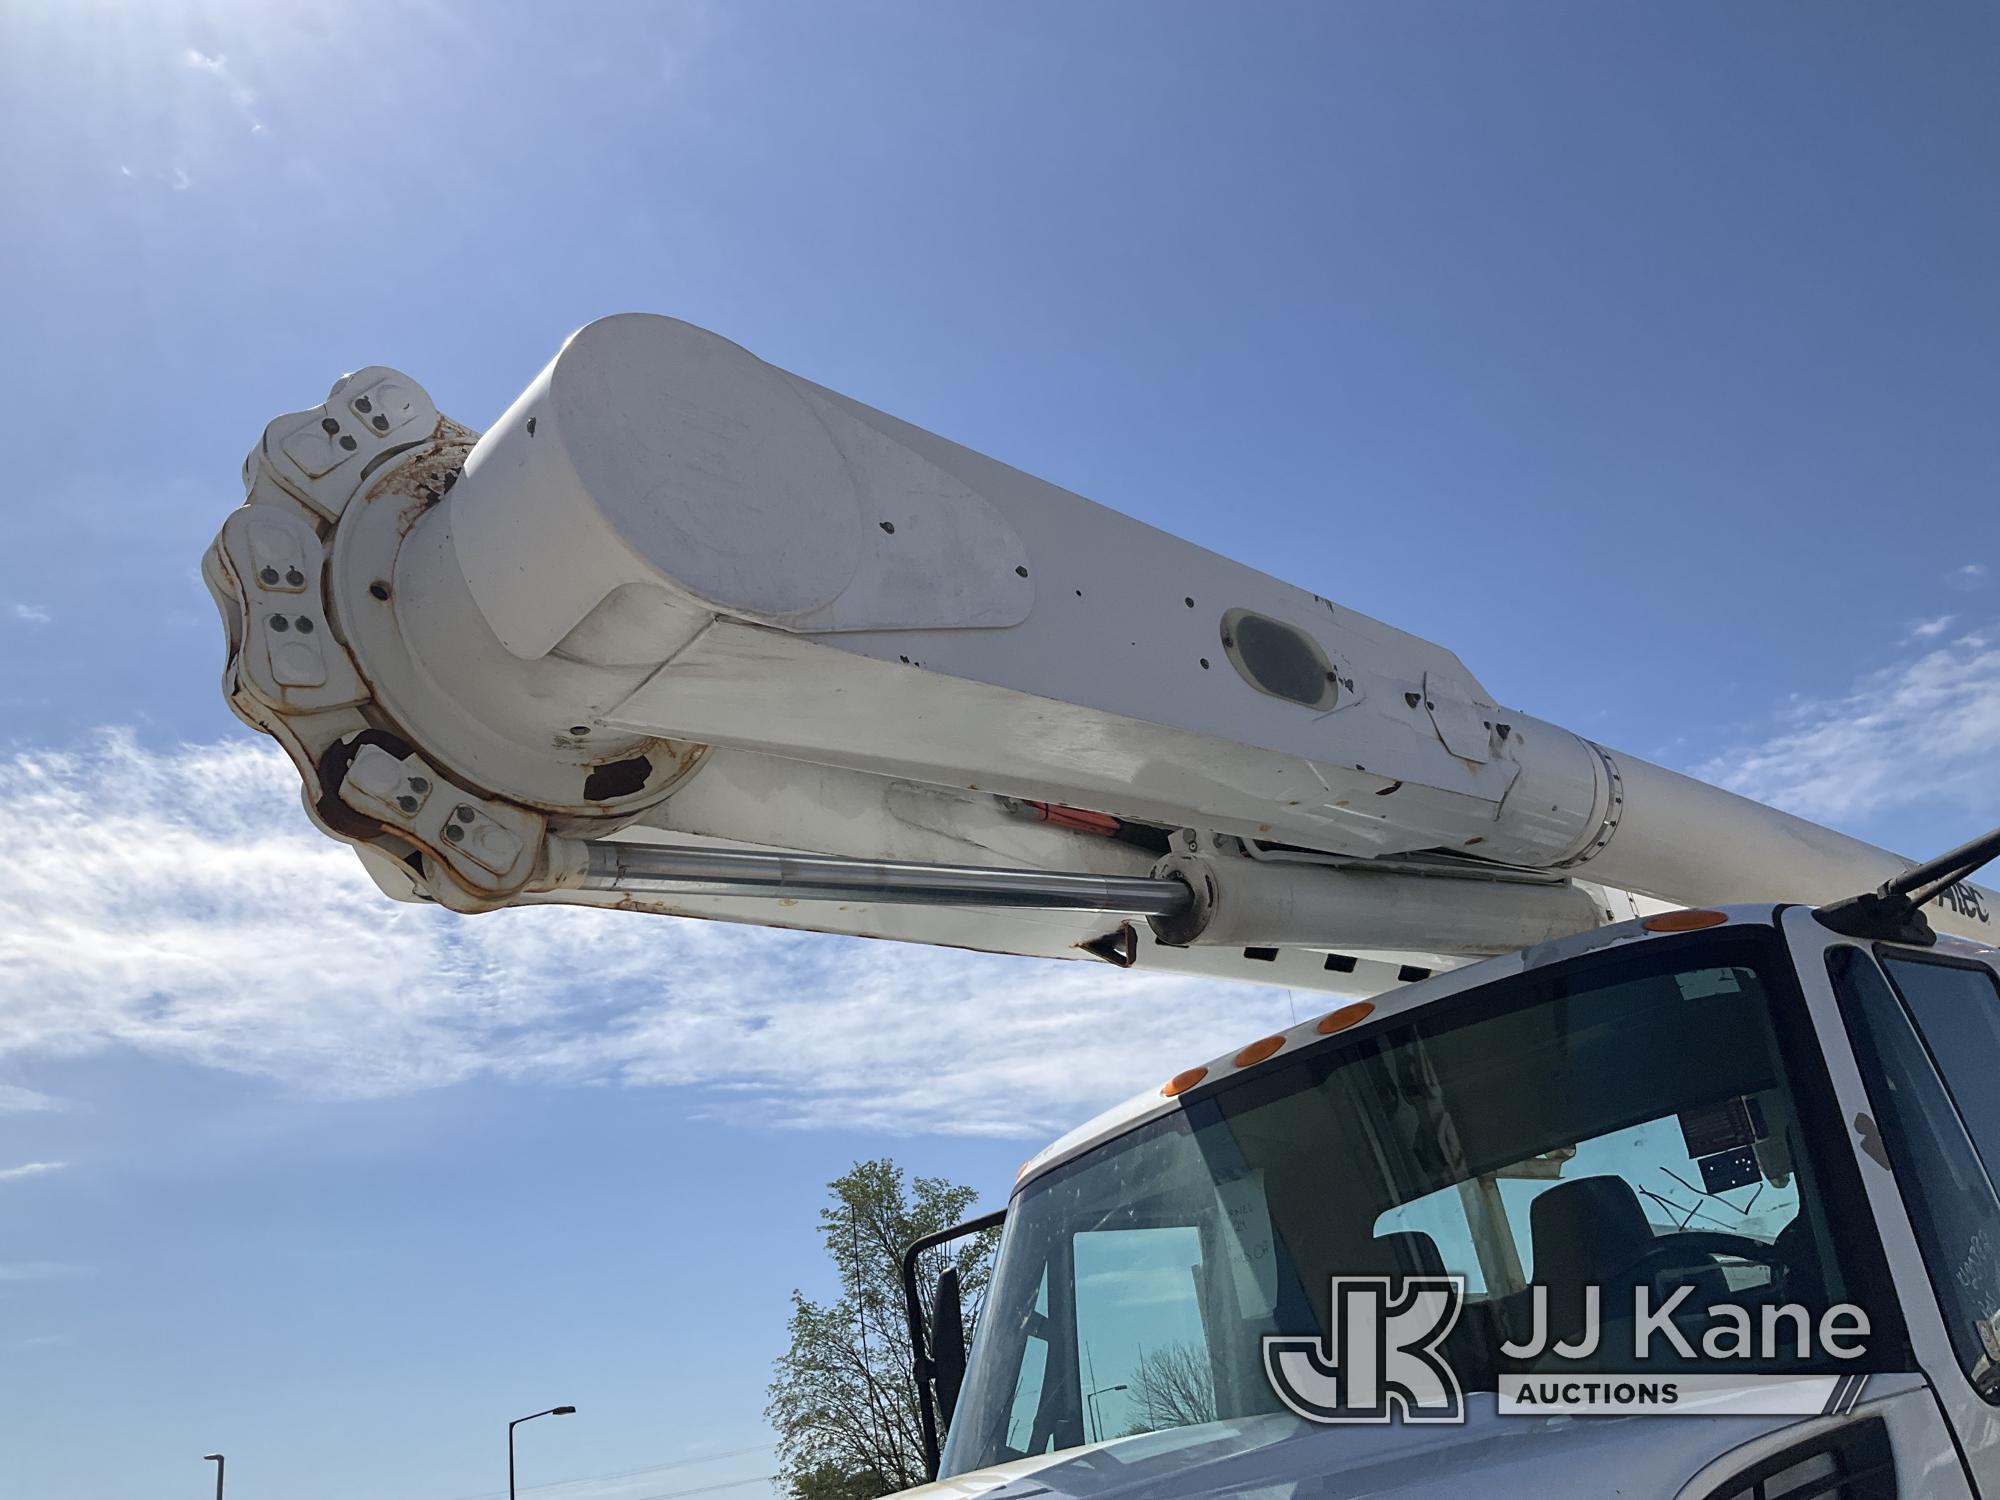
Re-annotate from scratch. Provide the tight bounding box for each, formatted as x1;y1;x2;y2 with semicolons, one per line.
1161;1066;1209;1097
1642;909;1729;933
1316;1001;1376;1035
1233;1035;1286;1068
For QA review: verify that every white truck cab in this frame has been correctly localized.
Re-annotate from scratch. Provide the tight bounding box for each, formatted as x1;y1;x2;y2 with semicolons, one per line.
905;906;2000;1500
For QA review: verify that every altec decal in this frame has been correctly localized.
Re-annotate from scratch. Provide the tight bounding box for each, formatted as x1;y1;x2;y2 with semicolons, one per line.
1934;881;1992;924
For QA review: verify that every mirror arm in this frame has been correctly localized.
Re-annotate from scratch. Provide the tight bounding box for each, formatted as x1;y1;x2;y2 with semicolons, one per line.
901;1207;1008;1481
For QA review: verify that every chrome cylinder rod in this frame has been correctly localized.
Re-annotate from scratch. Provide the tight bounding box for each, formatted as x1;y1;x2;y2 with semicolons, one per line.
581;840;1191;917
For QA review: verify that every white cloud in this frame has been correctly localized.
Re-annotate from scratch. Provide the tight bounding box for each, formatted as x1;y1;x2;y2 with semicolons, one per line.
1948;562;1989;592
0;1262;94;1282
0;734;1284;1138
0;1162;66;1182
1696;630;2000;825
180;47;265;135
9;603;51;627
1908;614;1955;640
0;1086;69;1118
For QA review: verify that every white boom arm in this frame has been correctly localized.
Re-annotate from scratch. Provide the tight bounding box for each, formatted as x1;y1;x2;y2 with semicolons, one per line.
202;314;1997;995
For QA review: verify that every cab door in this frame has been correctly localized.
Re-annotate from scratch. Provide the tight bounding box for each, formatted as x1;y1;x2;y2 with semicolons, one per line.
1788;905;2000;1492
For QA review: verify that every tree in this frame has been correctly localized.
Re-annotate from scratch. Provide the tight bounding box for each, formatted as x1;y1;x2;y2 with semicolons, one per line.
787;1460;894;1500
768;1160;1001;1499
1126;1340;1215;1434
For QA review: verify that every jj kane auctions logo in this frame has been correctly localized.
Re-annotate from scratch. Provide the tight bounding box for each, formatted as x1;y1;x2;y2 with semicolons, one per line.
1262;1279;1870;1422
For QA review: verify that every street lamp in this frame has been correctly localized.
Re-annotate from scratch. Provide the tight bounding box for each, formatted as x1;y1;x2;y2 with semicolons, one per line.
508;1406;576;1500
202;1453;225;1500
1085;1383;1128;1442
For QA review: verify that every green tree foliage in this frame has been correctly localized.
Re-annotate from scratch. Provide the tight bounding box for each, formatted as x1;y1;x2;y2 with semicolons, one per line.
787;1460;893;1500
767;1160;1001;1499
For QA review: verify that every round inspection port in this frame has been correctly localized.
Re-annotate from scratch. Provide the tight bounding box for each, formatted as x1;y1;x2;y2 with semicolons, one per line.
1218;608;1338;711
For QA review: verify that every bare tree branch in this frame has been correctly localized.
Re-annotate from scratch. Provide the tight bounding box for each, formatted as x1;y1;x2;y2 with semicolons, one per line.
1127;1341;1216;1435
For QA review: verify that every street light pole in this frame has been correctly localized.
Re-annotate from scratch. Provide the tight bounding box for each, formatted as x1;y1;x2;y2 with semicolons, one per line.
1085;1383;1128;1442
507;1406;576;1500
202;1453;224;1500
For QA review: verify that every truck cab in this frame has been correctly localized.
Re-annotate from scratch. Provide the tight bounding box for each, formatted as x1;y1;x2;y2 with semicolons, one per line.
910;905;2000;1499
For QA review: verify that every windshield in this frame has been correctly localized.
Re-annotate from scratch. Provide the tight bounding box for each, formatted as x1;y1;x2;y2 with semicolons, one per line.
941;930;1893;1476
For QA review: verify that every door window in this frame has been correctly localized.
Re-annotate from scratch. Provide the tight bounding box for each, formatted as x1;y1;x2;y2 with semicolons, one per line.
1828;946;2000;1397
1881;954;2000;1174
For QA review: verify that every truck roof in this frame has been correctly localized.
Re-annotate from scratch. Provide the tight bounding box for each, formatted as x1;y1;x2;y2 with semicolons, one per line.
1010;905;1760;1193
1011;903;2000;1195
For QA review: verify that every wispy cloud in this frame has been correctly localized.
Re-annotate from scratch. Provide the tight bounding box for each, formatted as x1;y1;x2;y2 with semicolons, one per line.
0;1084;73;1115
9;603;51;627
181;47;265;135
1948;562;1988;592
1907;614;1956;640
0;734;1283;1137
0;1262;95;1282
1696;628;2000;825
111;161;193;192
0;1161;67;1182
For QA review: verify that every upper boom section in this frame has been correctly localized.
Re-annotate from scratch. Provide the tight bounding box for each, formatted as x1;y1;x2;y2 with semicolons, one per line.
202;315;1996;990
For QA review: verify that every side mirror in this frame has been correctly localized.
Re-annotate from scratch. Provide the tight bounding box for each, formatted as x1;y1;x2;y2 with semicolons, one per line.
901;1206;1004;1481
930;1267;968;1430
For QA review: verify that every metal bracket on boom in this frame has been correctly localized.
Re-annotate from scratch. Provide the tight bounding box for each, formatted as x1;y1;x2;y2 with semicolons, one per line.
1816;825;2000;946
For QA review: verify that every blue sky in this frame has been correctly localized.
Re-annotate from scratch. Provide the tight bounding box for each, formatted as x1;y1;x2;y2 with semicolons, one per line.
2;2;1997;1496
